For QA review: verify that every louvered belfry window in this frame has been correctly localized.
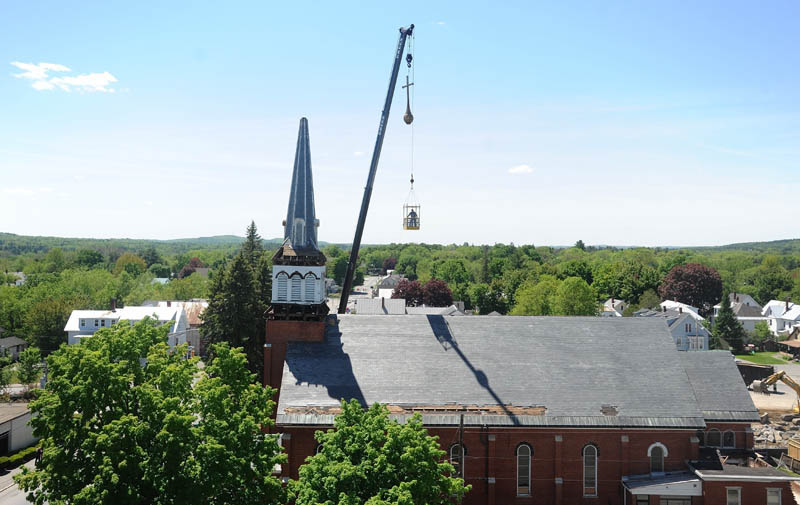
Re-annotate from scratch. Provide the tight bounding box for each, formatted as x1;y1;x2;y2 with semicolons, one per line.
291;276;301;301
304;274;316;301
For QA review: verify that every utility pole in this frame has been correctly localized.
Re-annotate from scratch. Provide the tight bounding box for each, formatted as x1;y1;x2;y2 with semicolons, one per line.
338;24;414;314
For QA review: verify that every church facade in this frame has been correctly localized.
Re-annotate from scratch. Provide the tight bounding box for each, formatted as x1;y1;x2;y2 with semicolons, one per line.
263;119;796;505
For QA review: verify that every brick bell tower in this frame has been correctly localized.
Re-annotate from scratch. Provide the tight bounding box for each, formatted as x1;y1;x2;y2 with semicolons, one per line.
264;117;329;392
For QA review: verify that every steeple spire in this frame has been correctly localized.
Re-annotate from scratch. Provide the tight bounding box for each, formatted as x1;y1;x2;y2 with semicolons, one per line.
284;117;319;251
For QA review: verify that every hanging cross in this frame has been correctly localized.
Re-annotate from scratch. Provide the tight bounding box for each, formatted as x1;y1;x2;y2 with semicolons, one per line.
402;75;414;124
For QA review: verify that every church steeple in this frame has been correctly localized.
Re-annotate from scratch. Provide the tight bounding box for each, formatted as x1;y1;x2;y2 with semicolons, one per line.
283;117;319;252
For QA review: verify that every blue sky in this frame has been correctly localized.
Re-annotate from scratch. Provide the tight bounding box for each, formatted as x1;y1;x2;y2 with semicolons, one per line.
1;1;798;246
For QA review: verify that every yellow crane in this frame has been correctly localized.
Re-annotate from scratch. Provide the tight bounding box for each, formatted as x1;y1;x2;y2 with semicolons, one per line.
753;371;800;413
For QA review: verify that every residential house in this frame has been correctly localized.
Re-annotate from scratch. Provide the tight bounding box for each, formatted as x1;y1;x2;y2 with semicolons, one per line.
601;297;627;317
373;270;405;299
636;308;709;351
710;293;766;332
265;316;793;505
0;336;28;359
0;403;36;455
660;300;704;321
761;300;800;337
143;300;208;354
64;303;189;349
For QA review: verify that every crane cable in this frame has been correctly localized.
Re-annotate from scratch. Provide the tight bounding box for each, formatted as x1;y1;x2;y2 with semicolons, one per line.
408;31;415;192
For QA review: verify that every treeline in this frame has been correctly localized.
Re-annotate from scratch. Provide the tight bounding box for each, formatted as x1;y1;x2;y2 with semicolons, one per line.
355;241;800;315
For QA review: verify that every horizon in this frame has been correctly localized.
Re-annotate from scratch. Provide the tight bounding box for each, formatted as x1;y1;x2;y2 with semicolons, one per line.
2;1;798;246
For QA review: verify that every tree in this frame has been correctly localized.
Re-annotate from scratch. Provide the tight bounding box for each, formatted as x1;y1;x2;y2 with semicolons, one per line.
392;279;424;306
554;277;598;315
17;346;41;387
753;256;793;304
140;247;163;268
148;263;171;278
242;221;265;265
381;257;397;275
76;249;104;269
638;289;661;310
575;239;585;251
201;250;270;376
328;256;348;286
292;400;469;505
751;321;772;346
15;320;287;505
511;275;560;315
658;263;722;316
113;253;147;277
423;279;454;307
178;257;206;279
714;289;746;353
469;282;507;314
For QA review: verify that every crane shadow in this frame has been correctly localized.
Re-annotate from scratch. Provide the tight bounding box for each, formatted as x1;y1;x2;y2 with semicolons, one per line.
426;315;520;425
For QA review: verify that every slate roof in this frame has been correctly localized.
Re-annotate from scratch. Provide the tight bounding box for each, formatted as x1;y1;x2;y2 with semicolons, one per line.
405;305;464;316
693;464;799;481
277;315;709;428
283;117;320;252
679;351;759;422
353;298;406;315
731;303;763;318
0;336;27;348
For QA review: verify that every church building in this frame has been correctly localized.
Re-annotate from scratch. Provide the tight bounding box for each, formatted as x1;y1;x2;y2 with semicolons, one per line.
263;119;796;505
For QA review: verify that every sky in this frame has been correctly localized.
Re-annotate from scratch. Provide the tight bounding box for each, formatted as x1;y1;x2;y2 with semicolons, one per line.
1;1;799;247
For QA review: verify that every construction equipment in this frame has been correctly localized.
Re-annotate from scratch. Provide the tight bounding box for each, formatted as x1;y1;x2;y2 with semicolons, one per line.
753;371;800;413
338;24;414;314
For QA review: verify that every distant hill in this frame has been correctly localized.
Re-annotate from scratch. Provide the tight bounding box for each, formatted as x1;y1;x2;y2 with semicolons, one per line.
2;231;799;257
0;232;343;257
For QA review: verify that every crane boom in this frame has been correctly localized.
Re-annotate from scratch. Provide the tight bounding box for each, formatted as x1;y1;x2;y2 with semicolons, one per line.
338;24;414;314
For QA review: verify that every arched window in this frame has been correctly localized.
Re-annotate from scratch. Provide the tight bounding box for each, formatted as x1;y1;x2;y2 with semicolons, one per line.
723;431;735;449
276;273;288;301
450;444;465;477
304;273;317;301
583;445;597;496
291;275;302;301
517;444;531;496
648;443;667;474
706;428;721;448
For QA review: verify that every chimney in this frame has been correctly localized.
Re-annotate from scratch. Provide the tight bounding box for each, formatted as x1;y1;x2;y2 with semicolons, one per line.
167;300;172;307
381;297;385;309
111;298;117;312
679;307;683;314
611;297;615;304
787;298;791;312
662;305;666;312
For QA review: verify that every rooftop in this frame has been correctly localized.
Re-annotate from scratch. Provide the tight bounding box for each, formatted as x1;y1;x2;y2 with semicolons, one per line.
64;306;184;332
277;315;714;428
0;403;30;424
679;351;759;422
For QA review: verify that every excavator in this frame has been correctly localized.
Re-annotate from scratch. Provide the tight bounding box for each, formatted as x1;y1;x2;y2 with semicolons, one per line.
753;371;800;413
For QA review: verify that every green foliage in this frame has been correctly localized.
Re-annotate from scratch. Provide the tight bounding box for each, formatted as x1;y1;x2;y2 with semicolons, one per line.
148;263;171;278
751;321;773;344
0;443;40;468
753;255;793;304
292;400;470;505
511;275;560;315
714;288;746;353
638;289;661;309
113;252;147;276
75;249;104;269
555;277;598;315
328;256;348;286
17;346;41;386
14;320;286;505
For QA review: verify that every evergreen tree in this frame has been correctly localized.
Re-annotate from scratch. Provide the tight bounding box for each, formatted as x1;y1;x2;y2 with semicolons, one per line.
713;288;746;353
202;251;268;377
242;221;264;266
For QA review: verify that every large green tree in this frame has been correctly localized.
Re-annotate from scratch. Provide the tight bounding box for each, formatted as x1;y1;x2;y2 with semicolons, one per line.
292;400;470;505
511;275;560;315
713;289;746;353
554;277;598;316
15;319;286;505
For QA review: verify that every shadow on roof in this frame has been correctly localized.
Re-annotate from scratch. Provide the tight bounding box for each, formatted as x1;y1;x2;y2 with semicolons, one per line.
426;315;520;425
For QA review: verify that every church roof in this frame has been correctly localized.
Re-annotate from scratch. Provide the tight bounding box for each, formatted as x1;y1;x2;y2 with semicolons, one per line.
276;315;719;428
283;117;319;253
679;351;759;422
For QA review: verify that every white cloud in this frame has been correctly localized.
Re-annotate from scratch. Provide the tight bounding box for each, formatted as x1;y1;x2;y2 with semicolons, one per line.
508;164;533;174
10;62;118;93
3;187;54;196
11;61;70;80
437;21;446;25
354;151;364;157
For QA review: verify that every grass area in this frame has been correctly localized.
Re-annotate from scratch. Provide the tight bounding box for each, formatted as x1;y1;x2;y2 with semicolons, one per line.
735;352;792;365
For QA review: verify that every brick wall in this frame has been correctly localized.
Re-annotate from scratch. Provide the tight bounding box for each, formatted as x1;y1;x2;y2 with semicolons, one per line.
702;480;794;505
277;424;702;505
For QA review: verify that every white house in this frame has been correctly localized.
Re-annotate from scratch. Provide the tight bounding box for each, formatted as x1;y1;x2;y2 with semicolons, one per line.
762;300;800;337
373;271;405;299
600;298;627;317
710;293;766;332
635;308;709;351
659;300;704;321
64;305;189;349
0;404;36;454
